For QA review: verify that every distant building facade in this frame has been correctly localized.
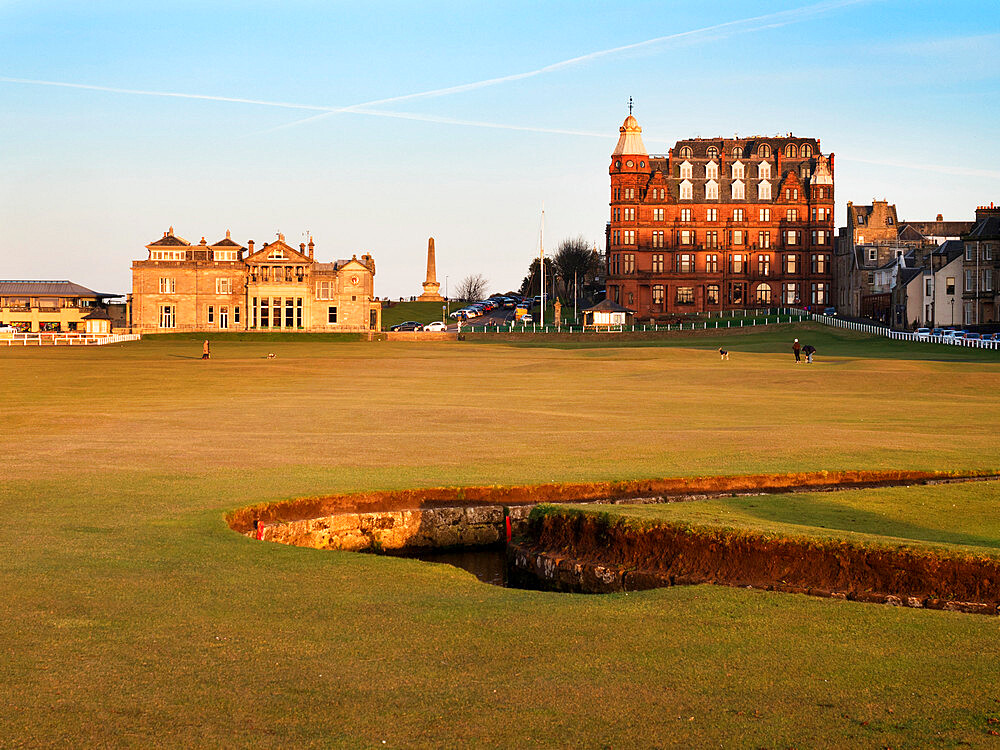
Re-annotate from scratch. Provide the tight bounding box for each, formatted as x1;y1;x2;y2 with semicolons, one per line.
961;204;999;326
130;228;381;333
604;114;835;318
0;280;118;333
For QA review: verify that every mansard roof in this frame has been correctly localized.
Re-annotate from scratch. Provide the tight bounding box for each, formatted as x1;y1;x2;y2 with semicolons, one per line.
0;280;113;297
148;227;190;247
966;215;1000;240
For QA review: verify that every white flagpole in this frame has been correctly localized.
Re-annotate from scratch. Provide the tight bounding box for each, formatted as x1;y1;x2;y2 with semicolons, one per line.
539;205;545;326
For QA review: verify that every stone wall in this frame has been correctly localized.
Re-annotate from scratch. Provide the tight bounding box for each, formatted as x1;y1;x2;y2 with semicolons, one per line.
256;504;534;552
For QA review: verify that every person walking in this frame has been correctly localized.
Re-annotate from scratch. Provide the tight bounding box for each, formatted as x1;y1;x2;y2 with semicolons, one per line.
792;338;801;363
202;340;210;360
803;343;816;364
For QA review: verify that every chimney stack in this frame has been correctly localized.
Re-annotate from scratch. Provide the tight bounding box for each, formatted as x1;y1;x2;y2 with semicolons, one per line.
300;242;306;253
308;236;314;260
248;240;255;254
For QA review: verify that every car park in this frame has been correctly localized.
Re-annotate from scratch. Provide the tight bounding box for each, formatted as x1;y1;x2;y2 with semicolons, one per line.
914;328;931;338
422;321;447;331
931;328;944;336
390;321;423;331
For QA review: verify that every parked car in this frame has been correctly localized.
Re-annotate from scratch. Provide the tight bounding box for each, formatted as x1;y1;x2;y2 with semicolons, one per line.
390;321;423;331
521;313;534;324
963;332;982;340
822;307;837;316
914;328;931;338
931;328;945;336
422;321;447;332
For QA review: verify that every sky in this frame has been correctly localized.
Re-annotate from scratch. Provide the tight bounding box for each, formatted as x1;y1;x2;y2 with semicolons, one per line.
1;0;998;298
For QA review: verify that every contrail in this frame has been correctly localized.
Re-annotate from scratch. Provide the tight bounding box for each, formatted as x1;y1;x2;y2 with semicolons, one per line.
0;0;875;136
840;156;1000;180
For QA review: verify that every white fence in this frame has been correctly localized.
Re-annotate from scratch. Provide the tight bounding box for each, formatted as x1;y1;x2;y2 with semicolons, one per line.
811;314;1000;351
2;332;142;346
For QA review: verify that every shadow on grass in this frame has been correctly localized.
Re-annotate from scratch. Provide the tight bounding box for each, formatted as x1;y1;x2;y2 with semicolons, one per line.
737;493;1000;551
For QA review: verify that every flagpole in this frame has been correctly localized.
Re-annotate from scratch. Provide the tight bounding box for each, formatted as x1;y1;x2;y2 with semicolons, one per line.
539;205;545;326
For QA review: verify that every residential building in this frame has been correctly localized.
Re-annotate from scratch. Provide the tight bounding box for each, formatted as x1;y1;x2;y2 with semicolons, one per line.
130;228;381;333
604;114;835;317
961;204;1000;326
0;280;119;333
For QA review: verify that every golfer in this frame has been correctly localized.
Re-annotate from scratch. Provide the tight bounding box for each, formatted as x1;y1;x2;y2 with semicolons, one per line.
792;338;801;363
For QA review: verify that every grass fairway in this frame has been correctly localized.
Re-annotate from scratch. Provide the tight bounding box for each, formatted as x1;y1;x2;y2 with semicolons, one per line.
3;330;1000;747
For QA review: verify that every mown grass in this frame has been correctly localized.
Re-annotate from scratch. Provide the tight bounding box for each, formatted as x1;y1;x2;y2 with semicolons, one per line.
3;332;1000;747
572;481;1000;558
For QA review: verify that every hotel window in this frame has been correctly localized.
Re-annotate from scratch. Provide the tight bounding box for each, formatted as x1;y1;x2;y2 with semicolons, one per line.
756;283;772;305
158;305;175;328
613;187;620;200
758;181;772;200
759;208;770;222
705;180;719;200
652;285;665;305
612;208;619;221
758;144;771;158
681;208;692;222
679;161;692;179
219;306;229;329
785;144;798;158
707;146;719;159
812;229;829;245
757;254;771;276
207;305;214;324
812;207;830;221
730;254;747;274
811;283;829;304
328;306;338;324
732;180;745;200
624;188;634;199
623;207;635;220
784;188;799;200
801;144;813;157
732;146;743;159
707;284;720;304
678;254;695;273
733;208;745;222
731;161;745;180
811;254;829;273
216;278;232;295
705;161;719;180
783;282;799;305
679;229;695;245
159;277;175;294
652;253;664;272
680;180;692;200
623;230;636;245
785;230;798;245
731;230;744;245
800;165;810;179
679;146;693;158
706;208;717;222
653;208;664;221
785;254;799;274
729;282;745;304
652;231;665;248
676;287;695;304
786;209;798;222
706;254;720;273
758;231;771;249
612;230;621;246
705;231;719;248
757;161;771;179
623;254;636;273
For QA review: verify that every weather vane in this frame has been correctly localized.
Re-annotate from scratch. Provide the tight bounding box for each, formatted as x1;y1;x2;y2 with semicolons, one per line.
628;96;633;116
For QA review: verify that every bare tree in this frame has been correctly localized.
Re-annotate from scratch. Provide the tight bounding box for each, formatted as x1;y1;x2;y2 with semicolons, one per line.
552;236;602;300
455;273;488;301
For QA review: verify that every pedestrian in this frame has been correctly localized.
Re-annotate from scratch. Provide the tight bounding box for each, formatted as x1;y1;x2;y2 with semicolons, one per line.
792;338;801;363
718;347;729;361
202;339;210;359
803;343;816;364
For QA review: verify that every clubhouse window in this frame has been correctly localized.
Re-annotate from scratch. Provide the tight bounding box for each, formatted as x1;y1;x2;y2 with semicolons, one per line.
328;306;338;324
158;305;175;329
676;287;695;305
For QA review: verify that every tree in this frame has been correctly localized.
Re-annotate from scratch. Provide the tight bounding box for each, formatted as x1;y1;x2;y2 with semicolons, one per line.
552;236;602;300
455;273;488;301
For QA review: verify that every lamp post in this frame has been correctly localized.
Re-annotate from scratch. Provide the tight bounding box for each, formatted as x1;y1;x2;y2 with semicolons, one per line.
950;297;955;326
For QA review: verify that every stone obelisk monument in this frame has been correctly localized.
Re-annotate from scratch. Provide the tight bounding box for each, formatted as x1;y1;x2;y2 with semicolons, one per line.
417;237;444;301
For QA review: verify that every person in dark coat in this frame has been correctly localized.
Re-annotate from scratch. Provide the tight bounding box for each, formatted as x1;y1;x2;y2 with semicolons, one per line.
802;343;816;364
792;338;801;363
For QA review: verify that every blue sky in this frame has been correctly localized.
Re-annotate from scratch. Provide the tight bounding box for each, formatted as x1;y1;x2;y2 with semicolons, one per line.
1;0;998;297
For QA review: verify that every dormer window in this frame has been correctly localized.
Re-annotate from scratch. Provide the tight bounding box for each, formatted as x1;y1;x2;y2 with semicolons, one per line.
801;144;813;157
707;146;719;159
857;215;865;225
758;181;772;200
731;161;745;180
757;161;771;179
732;179;745;200
705;161;719;180
680;180;693;200
679;161;693;179
679;146;693;158
758;144;771;158
785;144;798;157
706;180;719;200
887;217;894;225
732;146;742;159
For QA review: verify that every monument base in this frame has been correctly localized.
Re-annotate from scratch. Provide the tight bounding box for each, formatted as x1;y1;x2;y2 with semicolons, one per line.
417;282;444;302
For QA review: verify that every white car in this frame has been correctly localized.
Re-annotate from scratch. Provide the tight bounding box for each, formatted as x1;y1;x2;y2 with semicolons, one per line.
520;314;534;324
914;328;931;338
422;321;447;331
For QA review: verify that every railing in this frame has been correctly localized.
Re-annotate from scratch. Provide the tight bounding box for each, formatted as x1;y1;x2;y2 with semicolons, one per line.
3;332;142;346
810;314;1000;350
464;313;809;334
